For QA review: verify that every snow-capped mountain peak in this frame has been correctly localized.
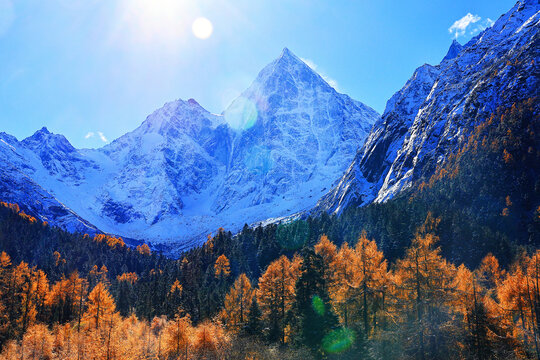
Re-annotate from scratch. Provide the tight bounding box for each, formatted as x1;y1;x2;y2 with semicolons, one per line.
243;47;334;101
22;127;76;153
315;0;539;215
0;48;380;251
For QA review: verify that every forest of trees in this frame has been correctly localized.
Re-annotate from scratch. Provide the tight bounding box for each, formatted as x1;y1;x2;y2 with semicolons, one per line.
0;100;537;359
1;201;540;359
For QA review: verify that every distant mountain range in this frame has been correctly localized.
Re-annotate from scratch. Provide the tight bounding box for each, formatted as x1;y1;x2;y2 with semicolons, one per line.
0;48;379;250
1;0;537;252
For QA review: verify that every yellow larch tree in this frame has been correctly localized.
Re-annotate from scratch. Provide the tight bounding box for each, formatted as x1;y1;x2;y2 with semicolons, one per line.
214;254;231;278
353;230;389;336
392;215;456;359
164;310;192;360
83;281;116;330
222;273;254;333
21;323;53;360
257;254;301;343
497;252;540;359
192;320;229;360
314;234;338;283
329;242;357;327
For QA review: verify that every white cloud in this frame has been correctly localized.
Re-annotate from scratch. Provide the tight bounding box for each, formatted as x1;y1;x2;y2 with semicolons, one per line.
97;132;108;142
85;131;107;142
449;14;495;39
300;57;340;91
449;13;481;38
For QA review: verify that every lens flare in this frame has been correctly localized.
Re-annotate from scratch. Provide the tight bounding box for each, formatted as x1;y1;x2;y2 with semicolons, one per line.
311;295;325;316
322;328;356;354
224;97;258;130
192;17;213;39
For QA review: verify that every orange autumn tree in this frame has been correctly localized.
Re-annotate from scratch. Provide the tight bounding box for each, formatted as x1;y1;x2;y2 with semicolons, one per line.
0;252;11;341
392;214;456;359
324;232;389;336
164;310;192;360
497;251;540;359
314;234;338;283
477;253;505;292
136;243;151;256
353;230;389;337
257;254;302;343
451;263;507;359
13;262;36;335
314;234;338;266
83;282;116;330
151;316;167;359
214;254;231;278
21;323;53;360
46;271;88;326
329;242;357;327
192;320;229;359
222;273;254;333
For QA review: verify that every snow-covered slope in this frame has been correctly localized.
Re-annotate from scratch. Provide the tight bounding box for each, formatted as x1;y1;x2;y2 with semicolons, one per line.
315;0;539;214
0;49;379;250
0;130;100;233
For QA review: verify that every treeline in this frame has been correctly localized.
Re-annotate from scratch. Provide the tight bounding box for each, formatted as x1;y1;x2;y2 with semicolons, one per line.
1;213;540;359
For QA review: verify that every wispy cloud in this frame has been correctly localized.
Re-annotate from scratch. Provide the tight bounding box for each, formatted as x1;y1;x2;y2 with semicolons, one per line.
449;13;481;38
449;13;494;39
300;57;340;91
97;131;108;142
85;131;108;142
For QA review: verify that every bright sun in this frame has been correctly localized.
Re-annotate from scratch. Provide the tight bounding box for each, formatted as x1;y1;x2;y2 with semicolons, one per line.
192;17;213;40
117;0;213;44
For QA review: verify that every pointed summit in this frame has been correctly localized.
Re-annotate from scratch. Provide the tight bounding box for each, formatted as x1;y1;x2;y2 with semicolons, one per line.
237;47;335;104
277;47;299;62
37;126;50;135
442;39;463;62
21;126;76;154
270;47;313;73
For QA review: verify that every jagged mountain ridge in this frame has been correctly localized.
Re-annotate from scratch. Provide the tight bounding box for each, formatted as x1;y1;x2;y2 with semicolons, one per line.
0;49;379;249
315;0;539;214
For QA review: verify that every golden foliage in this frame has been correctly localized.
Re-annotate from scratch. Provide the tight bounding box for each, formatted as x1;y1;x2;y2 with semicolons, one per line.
170;279;183;295
257;254;301;343
214;254;231;278
222;274;254;332
136;243;151;256
117;272;138;284
84;282;116;330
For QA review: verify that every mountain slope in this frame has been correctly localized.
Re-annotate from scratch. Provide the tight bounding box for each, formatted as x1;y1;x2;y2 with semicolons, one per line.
315;0;539;214
0;49;379;250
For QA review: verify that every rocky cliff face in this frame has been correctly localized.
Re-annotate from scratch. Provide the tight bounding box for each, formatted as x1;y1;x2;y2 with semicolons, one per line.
315;0;539;214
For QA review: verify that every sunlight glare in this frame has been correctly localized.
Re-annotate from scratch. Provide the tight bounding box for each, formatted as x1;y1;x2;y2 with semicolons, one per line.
192;17;213;39
117;0;193;44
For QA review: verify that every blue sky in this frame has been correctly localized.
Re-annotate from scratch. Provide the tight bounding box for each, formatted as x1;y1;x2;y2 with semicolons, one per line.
0;0;516;148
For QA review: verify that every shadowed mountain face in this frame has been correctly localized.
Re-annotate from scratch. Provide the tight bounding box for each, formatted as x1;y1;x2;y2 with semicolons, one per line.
315;0;539;214
0;49;379;250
